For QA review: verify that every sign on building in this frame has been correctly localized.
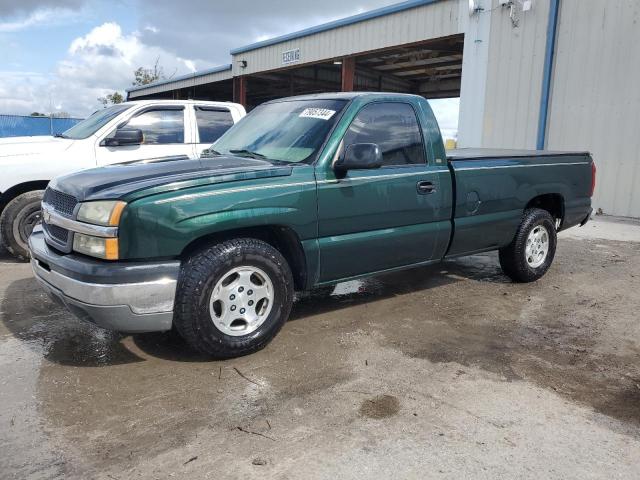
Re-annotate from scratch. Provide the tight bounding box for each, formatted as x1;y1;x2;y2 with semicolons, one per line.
282;48;301;65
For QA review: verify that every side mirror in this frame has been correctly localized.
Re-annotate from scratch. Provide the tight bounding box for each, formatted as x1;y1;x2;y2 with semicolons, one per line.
103;128;143;147
334;143;383;172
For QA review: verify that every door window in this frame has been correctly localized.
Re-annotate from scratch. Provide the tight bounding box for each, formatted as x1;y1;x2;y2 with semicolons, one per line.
342;102;425;166
195;107;234;143
117;108;184;144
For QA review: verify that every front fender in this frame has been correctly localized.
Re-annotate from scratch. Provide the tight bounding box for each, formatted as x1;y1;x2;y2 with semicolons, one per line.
118;167;317;259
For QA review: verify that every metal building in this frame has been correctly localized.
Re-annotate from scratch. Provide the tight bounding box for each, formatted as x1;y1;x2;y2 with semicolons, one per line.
127;0;640;218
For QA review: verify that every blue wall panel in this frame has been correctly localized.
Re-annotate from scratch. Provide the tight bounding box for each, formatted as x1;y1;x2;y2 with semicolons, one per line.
0;115;83;138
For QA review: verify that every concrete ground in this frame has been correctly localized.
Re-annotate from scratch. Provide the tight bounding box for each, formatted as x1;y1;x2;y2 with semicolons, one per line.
1;216;639;480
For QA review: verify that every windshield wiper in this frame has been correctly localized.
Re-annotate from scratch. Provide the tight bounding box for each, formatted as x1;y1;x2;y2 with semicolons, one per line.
229;149;266;159
54;133;69;139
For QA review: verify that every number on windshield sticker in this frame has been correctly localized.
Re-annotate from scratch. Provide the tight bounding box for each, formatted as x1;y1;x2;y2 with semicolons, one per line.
299;108;336;121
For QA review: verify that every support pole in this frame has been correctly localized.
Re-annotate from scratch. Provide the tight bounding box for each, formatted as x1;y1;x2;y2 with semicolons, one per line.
233;76;247;107
341;57;356;92
536;0;560;150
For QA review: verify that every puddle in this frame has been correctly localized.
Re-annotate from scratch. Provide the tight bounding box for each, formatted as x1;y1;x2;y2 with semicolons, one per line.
359;394;400;419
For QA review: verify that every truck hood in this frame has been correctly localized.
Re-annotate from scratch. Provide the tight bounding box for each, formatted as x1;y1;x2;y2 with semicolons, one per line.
49;155;293;202
0;135;74;158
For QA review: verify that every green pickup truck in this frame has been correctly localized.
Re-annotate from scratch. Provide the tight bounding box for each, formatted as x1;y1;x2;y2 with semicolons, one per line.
29;92;595;358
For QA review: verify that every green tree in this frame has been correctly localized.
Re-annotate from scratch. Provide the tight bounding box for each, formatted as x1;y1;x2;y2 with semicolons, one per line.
132;58;165;86
30;112;46;117
98;92;125;107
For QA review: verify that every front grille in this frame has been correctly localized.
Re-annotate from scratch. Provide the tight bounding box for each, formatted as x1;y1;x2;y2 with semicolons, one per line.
43;188;77;217
45;223;69;243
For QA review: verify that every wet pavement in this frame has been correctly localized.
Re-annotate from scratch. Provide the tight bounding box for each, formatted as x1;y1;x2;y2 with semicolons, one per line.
1;218;639;479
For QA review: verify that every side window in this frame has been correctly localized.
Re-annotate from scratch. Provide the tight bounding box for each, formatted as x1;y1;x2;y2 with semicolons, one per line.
124;108;184;144
342;102;426;166
195;107;234;143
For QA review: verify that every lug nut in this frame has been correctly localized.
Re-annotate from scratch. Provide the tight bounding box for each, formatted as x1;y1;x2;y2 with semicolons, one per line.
240;308;245;314
230;294;236;300
238;286;244;292
247;289;253;295
248;300;254;306
230;305;236;311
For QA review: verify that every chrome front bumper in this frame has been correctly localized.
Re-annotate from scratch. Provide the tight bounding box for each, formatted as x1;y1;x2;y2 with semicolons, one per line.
29;228;179;333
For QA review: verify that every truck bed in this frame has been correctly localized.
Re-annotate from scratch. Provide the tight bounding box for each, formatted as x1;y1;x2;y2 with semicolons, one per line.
447;148;590;161
444;148;593;258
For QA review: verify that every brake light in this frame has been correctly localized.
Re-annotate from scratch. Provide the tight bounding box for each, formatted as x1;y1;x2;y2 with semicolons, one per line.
590;161;596;197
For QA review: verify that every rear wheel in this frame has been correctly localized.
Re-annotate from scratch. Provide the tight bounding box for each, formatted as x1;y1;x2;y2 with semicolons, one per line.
0;191;44;261
173;238;294;358
499;208;557;283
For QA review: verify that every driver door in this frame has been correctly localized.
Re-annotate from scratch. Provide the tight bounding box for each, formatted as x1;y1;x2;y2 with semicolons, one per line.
95;106;195;165
315;101;451;282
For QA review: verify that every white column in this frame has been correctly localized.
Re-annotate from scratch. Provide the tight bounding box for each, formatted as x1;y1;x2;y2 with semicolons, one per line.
456;0;493;148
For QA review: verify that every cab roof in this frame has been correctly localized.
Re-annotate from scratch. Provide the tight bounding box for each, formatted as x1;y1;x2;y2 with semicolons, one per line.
122;99;242;107
264;92;424;103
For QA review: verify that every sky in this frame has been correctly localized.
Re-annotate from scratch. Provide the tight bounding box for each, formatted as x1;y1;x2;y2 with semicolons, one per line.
0;0;459;138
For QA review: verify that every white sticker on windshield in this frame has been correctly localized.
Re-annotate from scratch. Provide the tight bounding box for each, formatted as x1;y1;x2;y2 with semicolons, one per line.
299;108;336;120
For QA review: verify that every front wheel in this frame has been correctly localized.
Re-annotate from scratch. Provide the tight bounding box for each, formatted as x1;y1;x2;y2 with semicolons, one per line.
499;208;557;283
173;238;294;358
0;190;44;261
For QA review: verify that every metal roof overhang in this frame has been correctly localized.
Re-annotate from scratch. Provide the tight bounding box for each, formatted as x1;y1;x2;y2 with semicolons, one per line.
230;0;446;55
127;64;232;98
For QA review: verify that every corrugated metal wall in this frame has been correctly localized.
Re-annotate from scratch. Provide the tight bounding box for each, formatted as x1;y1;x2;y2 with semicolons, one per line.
547;0;640;218
479;0;640;217
0;115;82;138
232;0;462;75
481;0;549;149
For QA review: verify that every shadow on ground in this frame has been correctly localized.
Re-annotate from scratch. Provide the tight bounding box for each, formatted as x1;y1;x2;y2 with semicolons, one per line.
0;254;498;367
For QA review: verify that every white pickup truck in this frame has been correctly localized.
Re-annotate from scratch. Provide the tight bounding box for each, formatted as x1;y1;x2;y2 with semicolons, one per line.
0;99;246;259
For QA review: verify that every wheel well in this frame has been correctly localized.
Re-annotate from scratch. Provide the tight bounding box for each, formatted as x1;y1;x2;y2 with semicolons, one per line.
526;194;564;226
180;226;308;291
0;180;49;212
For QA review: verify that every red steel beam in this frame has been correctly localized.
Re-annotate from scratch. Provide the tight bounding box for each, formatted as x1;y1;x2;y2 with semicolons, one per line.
233;76;247;106
341;57;356;92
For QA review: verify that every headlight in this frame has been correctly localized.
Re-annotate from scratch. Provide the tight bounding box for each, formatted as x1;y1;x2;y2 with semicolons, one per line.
76;200;126;226
73;233;119;260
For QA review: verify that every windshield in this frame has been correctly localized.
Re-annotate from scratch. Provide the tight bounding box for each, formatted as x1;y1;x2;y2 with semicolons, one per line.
212;99;348;163
61;104;132;140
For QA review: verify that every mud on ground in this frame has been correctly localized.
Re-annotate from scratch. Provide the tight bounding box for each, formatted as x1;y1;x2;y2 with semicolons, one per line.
0;227;639;479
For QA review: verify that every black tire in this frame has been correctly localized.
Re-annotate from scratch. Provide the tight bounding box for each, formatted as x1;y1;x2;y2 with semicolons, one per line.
173;238;294;358
499;208;557;283
0;190;44;261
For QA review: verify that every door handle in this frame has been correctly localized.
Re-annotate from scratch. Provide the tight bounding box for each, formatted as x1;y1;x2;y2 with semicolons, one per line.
417;180;436;194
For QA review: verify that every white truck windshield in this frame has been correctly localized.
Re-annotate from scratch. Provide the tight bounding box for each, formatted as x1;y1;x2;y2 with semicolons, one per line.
61;104;132;140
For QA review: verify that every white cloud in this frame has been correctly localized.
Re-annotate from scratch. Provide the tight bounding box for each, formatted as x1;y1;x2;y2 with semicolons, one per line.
0;10;53;32
0;22;212;116
0;71;52;115
0;0;83;17
181;59;197;72
0;7;83;32
69;22;138;59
